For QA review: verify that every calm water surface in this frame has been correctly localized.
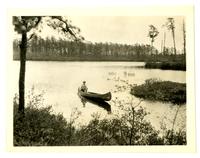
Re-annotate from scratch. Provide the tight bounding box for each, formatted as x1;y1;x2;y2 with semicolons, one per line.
12;61;186;131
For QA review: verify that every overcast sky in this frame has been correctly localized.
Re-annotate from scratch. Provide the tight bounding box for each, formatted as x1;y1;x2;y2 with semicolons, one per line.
14;16;185;52
67;16;184;52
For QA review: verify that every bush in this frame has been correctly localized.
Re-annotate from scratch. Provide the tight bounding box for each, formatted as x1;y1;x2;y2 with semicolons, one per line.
75;107;163;145
13;90;76;146
162;130;187;145
14;104;69;146
14;88;186;146
131;79;186;104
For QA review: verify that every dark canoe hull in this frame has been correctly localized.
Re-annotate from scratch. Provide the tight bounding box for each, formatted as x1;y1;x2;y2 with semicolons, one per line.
79;91;112;101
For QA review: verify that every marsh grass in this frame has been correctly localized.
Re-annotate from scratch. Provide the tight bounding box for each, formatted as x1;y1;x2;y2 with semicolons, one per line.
131;78;186;104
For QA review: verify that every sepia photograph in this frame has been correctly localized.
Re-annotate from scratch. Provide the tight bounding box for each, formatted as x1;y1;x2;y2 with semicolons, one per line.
6;5;195;152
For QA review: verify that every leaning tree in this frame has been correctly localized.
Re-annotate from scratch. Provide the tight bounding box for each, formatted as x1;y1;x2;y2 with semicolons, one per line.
148;25;159;55
13;16;84;114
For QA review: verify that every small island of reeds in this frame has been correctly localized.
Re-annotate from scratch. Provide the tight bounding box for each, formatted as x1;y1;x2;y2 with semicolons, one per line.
131;78;186;104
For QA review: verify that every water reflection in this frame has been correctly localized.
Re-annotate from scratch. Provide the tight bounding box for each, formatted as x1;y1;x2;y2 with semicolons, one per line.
12;61;185;130
78;94;111;114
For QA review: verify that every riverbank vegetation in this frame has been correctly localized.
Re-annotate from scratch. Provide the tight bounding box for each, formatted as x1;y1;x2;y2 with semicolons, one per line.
13;37;185;62
14;90;186;146
131;79;186;104
145;61;186;71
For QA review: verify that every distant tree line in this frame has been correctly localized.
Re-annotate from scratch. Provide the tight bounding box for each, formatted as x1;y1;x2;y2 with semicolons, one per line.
13;36;184;61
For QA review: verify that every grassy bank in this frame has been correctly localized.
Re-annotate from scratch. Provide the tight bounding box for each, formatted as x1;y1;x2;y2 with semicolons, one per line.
14;90;186;146
145;61;186;71
131;79;186;104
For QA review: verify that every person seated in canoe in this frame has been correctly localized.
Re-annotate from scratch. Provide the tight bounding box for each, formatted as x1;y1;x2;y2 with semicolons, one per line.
80;81;88;92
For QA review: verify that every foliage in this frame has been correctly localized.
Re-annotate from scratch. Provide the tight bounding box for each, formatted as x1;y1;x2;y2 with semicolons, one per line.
131;78;186;104
14;89;186;146
13;37;186;61
13;16;42;34
148;25;159;55
13;37;153;59
145;61;186;71
164;18;175;30
163;130;187;145
13;16;84;41
148;25;159;41
76;106;163;145
14;92;70;146
163;17;176;55
13;16;84;114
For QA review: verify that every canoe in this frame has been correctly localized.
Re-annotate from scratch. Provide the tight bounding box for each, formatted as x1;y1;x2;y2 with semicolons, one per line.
78;89;112;101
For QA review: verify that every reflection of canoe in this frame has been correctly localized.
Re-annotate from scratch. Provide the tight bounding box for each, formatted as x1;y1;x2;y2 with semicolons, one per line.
83;97;111;112
78;90;112;101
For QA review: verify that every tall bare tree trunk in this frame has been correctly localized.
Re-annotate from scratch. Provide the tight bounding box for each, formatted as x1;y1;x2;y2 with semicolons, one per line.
151;40;153;56
18;32;27;114
183;20;186;55
163;32;166;54
172;29;176;55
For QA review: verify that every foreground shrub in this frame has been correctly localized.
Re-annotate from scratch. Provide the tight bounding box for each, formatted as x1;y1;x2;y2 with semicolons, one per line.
13;89;76;146
76;107;163;145
131;78;186;104
14;104;70;146
163;130;187;145
14;88;186;146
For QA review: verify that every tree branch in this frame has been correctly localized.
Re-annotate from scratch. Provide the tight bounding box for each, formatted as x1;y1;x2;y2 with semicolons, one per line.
27;33;35;42
50;16;78;40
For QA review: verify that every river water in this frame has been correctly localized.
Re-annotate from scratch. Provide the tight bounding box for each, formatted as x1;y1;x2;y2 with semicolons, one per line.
11;61;186;131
